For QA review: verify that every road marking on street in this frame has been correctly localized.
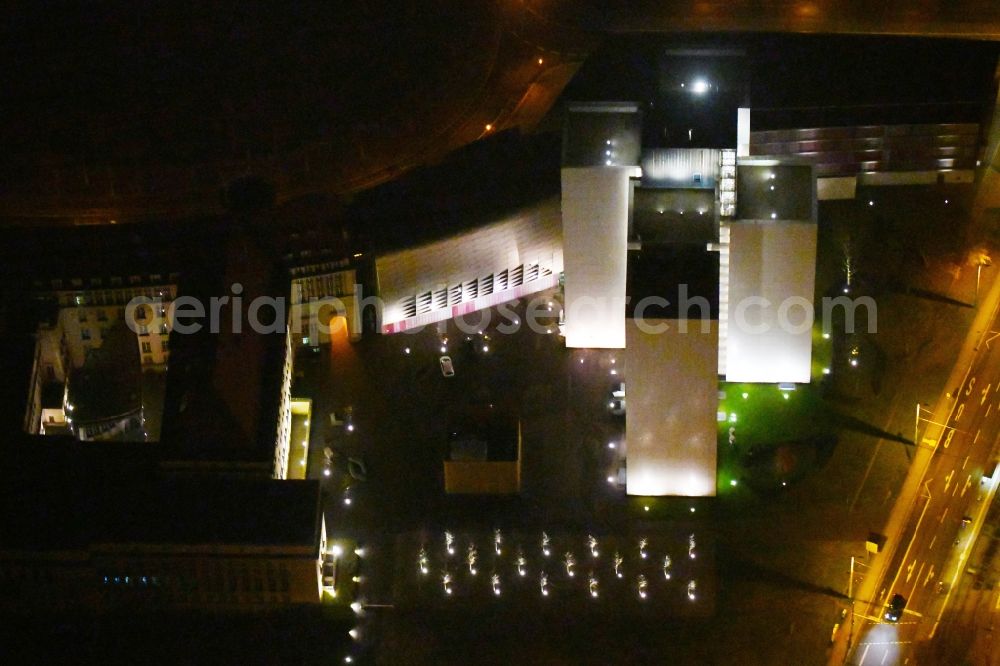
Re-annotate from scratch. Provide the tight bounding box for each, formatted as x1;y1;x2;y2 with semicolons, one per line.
914;561;926;589
961;475;972;497
939;507;949;523
995;591;1000;610
956;403;966;421
989;403;995;417
984;384;993;403
881;649;889;665
859;643;871;665
906;559;916;583
929;534;937;549
975;428;982;443
944;470;954;493
944;429;955;448
963;455;969;469
923;565;935;587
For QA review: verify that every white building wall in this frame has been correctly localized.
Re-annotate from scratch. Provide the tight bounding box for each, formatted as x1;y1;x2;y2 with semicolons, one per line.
625;320;718;497
377;198;563;332
724;221;817;384
561;167;637;348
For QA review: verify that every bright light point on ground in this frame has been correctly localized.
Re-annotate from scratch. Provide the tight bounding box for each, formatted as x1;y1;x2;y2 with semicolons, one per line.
782;481;788;486
608;442;616;449
606;139;612;145
690;507;696;513
728;413;737;423
822;333;830;339
300;460;306;466
643;505;650;512
691;79;709;94
323;469;331;477
485;124;492;131
823;368;831;374
610;358;616;364
945;199;949;204
537;57;543;65
352;576;360;583
349;629;359;640
440;345;446;353
482;345;489;352
404;347;410;354
344;497;352;506
741;392;748;399
350;602;362;613
770;185;775;191
850;359;858;367
579;358;584;364
783;393;789;400
610;369;617;375
607;476;615;483
868;200;874;206
770;212;777;219
446;588;452;595
730;479;738;486
355;548;365;557
513;319;519;325
345;658;353;664
843;287;849;294
331;545;343;557
347;424;354;432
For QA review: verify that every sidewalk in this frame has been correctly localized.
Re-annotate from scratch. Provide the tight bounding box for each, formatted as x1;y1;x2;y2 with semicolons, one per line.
828;262;1000;665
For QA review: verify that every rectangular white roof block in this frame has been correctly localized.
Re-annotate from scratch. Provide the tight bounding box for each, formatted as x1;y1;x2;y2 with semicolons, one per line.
724;221;817;383
625;319;718;497
561;167;637;348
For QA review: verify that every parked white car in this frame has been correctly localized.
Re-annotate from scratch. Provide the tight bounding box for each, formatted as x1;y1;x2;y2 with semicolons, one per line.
439;355;455;377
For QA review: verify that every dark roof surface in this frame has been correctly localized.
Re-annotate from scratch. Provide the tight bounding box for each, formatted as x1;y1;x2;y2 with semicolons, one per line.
0;439;320;551
627;244;719;320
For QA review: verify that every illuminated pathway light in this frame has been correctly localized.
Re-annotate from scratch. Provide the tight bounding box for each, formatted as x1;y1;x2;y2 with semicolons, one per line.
442;572;452;595
541;532;551;557
445;531;455;556
494;529;502;556
564;551;576;577
540;572;549;596
638;538;648;560
418;548;429;575
688;580;697;600
688;534;697;559
491;574;501;596
588;535;599;558
613;552;624;578
467;544;478;575
637;574;648;599
517;551;526;577
663;555;672;580
589;573;599;598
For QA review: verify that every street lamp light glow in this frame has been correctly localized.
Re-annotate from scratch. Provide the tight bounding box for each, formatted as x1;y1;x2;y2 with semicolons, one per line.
691;79;709;94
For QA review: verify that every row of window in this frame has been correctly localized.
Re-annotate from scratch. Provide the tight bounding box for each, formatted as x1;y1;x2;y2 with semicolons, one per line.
61;287;174;308
399;262;551;319
42;273;179;291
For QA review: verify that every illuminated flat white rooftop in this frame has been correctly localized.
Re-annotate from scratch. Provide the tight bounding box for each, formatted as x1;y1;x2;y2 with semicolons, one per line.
625;319;718;497
561;167;638;348
724;221;817;383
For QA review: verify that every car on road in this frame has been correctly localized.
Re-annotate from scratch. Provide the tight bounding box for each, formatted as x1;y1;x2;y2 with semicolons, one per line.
439;355;455;377
884;594;907;622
